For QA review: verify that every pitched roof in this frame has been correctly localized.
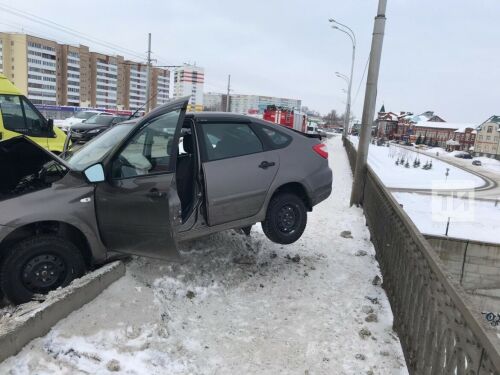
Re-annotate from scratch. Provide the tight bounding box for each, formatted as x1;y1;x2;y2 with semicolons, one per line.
414;121;476;130
484;115;500;125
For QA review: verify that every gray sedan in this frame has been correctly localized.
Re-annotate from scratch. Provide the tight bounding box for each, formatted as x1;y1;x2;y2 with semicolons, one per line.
0;97;332;303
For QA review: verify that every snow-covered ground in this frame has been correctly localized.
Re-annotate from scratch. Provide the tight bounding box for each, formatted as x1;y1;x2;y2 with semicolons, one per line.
350;137;484;190
394;192;500;243
0;136;407;375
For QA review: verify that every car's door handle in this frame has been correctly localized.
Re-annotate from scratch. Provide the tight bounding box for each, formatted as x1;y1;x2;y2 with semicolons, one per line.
146;188;165;198
259;161;276;169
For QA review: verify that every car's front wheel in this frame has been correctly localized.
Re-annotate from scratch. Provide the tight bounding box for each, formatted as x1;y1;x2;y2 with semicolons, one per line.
262;192;307;244
0;235;86;304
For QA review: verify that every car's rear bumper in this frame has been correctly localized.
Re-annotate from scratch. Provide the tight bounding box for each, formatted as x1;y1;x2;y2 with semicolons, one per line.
310;167;333;206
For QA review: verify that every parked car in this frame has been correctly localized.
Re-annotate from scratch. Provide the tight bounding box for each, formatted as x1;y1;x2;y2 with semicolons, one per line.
0;74;67;154
454;153;472;159
472;160;482;166
58;110;110;132
70;115;129;143
0;97;332;304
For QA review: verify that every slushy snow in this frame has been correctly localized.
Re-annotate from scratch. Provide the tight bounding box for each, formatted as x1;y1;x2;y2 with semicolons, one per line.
0;136;407;375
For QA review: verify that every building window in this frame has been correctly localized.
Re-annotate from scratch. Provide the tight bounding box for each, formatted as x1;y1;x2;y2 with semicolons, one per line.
487;126;493;133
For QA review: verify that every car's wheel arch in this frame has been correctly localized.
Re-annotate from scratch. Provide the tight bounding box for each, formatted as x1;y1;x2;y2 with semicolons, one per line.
266;182;312;212
0;221;93;269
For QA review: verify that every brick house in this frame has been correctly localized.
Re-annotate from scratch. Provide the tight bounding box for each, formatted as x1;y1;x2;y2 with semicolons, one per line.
474;115;500;159
395;111;447;144
451;126;477;151
375;105;399;138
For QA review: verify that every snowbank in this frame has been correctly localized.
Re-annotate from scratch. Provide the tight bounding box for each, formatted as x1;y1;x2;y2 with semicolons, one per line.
0;137;407;374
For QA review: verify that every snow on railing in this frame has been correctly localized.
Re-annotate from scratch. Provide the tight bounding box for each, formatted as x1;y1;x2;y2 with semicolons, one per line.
343;137;500;374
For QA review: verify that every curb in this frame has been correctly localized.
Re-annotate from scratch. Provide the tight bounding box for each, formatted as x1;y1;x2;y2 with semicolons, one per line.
0;261;125;363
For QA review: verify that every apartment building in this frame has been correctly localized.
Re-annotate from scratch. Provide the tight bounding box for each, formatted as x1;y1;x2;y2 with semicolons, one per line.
203;92;301;115
0;33;58;105
0;32;171;110
151;67;170;108
204;92;224;111
173;64;204;112
58;44;91;106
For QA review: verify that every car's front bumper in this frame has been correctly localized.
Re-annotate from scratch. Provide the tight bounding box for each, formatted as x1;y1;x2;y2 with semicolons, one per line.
0;224;14;243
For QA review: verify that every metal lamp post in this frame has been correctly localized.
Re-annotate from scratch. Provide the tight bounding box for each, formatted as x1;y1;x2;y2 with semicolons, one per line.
329;19;356;138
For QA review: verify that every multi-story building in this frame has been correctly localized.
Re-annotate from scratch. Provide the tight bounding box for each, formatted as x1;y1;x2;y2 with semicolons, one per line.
90;52;123;109
122;61;147;110
202;92;301;115
204;92;224;111
58;44;91;106
0;33;59;105
0;32;170;111
173;64;204;111
151;67;170;109
230;94;301;114
474;116;500;159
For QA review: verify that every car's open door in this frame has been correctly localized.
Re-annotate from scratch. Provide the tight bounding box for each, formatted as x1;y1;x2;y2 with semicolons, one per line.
94;97;189;260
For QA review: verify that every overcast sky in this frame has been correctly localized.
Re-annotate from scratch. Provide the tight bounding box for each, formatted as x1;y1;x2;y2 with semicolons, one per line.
1;0;498;122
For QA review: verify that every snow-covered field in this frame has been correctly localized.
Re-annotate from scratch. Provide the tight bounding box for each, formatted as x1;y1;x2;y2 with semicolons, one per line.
393;192;500;243
350;137;484;190
0;137;407;375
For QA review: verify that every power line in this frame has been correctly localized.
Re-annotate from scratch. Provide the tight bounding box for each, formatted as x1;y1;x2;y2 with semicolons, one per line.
0;2;147;61
352;53;370;108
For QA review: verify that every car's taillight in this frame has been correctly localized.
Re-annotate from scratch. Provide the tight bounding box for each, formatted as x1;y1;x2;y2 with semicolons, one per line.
313;143;328;159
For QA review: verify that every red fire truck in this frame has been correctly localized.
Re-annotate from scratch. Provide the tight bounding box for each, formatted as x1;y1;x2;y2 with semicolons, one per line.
263;105;307;133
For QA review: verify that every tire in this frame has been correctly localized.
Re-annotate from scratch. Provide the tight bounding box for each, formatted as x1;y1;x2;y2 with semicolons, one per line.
262;192;307;244
0;235;86;305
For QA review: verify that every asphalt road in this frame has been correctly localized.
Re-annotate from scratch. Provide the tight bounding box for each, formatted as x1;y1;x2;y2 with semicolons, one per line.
392;144;500;201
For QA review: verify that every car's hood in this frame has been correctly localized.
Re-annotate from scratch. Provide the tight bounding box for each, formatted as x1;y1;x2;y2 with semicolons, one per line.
62;118;84;126
0;136;72;170
71;123;109;131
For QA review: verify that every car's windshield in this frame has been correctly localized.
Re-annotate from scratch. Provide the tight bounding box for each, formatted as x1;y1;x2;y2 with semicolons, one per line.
65;124;135;170
74;111;98;120
84;115;114;125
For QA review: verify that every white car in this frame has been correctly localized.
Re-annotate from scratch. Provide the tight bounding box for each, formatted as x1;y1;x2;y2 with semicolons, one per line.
58;110;111;132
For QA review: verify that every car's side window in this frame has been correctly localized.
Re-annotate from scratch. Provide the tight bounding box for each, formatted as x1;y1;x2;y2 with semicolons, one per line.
260;126;291;148
111;109;181;179
200;122;263;161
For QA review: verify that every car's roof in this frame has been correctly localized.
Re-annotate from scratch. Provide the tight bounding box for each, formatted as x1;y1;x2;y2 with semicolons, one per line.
186;112;253;121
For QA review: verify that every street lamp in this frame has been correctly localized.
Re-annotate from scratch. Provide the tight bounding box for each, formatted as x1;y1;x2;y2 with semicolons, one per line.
329;18;356;137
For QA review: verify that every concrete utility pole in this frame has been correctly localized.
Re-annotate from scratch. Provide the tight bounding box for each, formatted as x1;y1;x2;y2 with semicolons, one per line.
350;0;387;206
225;74;231;112
145;33;152;113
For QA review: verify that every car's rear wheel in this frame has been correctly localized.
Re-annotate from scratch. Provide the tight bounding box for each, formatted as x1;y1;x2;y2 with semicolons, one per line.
0;235;86;304
262;193;307;244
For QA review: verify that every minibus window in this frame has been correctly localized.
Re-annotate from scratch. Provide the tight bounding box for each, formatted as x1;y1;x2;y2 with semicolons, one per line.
0;94;46;136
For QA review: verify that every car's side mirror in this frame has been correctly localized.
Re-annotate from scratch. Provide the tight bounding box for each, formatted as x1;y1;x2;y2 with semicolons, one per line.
84;164;105;183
